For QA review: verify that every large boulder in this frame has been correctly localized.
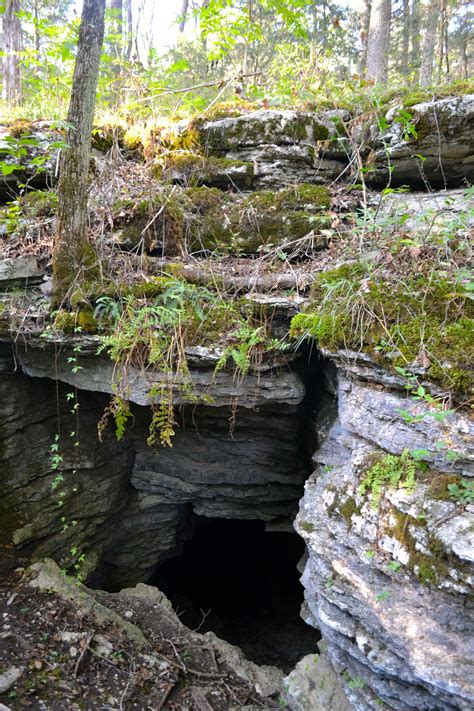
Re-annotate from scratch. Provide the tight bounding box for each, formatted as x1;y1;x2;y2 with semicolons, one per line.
296;371;474;710
364;94;474;188
193;109;349;188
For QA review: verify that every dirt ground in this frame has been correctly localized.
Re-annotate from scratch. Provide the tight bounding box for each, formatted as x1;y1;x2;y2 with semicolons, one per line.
0;558;282;711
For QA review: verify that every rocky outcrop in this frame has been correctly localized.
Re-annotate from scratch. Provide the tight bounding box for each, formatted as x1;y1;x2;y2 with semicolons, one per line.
0;338;311;587
376;187;474;231
0;122;61;200
0;255;44;287
195;109;349;188
284;642;353;711
23;558;283;707
16;340;305;409
365;94;474;188
295;366;474;710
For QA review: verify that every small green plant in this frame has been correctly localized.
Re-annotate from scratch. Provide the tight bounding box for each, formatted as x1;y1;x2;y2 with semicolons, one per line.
447;479;474;506
388;560;402;572
359;449;421;510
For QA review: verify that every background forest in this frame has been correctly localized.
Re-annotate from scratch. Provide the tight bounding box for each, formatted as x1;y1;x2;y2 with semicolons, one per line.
0;0;472;120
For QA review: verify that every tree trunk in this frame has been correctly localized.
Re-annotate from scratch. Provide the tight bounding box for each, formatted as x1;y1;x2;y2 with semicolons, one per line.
33;0;40;58
1;0;22;105
419;0;439;87
124;0;133;57
52;0;106;303
400;0;410;75
359;0;372;75
179;0;189;32
437;0;449;80
410;0;421;79
110;0;123;71
366;0;392;83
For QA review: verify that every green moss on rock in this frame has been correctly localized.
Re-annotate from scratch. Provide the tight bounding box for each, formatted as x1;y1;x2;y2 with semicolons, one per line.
153;151;254;188
185;184;331;254
289;262;473;395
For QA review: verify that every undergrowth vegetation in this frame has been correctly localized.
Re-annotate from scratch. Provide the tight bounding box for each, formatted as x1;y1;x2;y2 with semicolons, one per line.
84;277;287;445
290;224;474;396
358;449;423;510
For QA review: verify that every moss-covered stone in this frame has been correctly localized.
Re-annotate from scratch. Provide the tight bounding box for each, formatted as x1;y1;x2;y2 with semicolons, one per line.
339;496;361;525
201;99;261;121
196;111;329;152
153;151;254;188
111;193;184;257
299;520;315;533
184;184;331;254
290;262;473;395
388;509;452;587
53;307;98;334
91;124;126;152
53;310;77;333
22;189;58;217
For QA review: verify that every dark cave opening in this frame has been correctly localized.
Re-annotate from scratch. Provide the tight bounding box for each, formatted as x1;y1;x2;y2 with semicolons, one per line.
150;517;321;672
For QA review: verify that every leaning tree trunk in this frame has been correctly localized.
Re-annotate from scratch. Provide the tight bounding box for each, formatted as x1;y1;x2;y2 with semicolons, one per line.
124;0;133;58
1;0;22;104
419;0;439;87
110;0;123;73
52;0;106;304
366;0;392;84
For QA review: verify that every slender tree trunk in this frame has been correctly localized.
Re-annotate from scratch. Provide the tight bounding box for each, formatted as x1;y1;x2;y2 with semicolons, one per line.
33;0;40;58
53;0;106;303
1;0;22;104
419;0;439;87
400;0;410;75
437;0;449;80
179;0;189;32
410;0;421;79
124;0;133;58
366;0;392;83
110;0;123;74
359;0;372;75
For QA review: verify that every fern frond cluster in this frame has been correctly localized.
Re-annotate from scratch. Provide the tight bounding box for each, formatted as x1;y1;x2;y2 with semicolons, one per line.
359;449;421;510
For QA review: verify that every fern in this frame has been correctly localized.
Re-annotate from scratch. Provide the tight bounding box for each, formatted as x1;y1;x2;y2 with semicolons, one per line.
147;396;176;448
97;396;133;442
359;449;419;510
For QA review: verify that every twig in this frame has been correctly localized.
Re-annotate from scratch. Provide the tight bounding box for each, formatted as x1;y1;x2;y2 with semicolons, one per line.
73;631;94;678
118;657;135;711
156;681;176;711
132;74;261;104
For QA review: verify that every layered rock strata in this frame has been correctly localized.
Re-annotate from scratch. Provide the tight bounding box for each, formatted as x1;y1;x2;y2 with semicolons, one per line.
0;339;311;588
294;364;474;710
364;94;474;188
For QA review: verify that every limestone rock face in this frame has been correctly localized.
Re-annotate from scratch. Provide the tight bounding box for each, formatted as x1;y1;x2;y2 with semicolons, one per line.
376;187;474;232
0;256;44;287
17;342;305;410
1;341;310;587
295;370;474;710
284;643;353;711
365;94;474;188
197;109;348;188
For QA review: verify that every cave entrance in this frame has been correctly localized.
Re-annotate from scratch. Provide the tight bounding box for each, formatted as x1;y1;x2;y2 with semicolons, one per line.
151;517;321;671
